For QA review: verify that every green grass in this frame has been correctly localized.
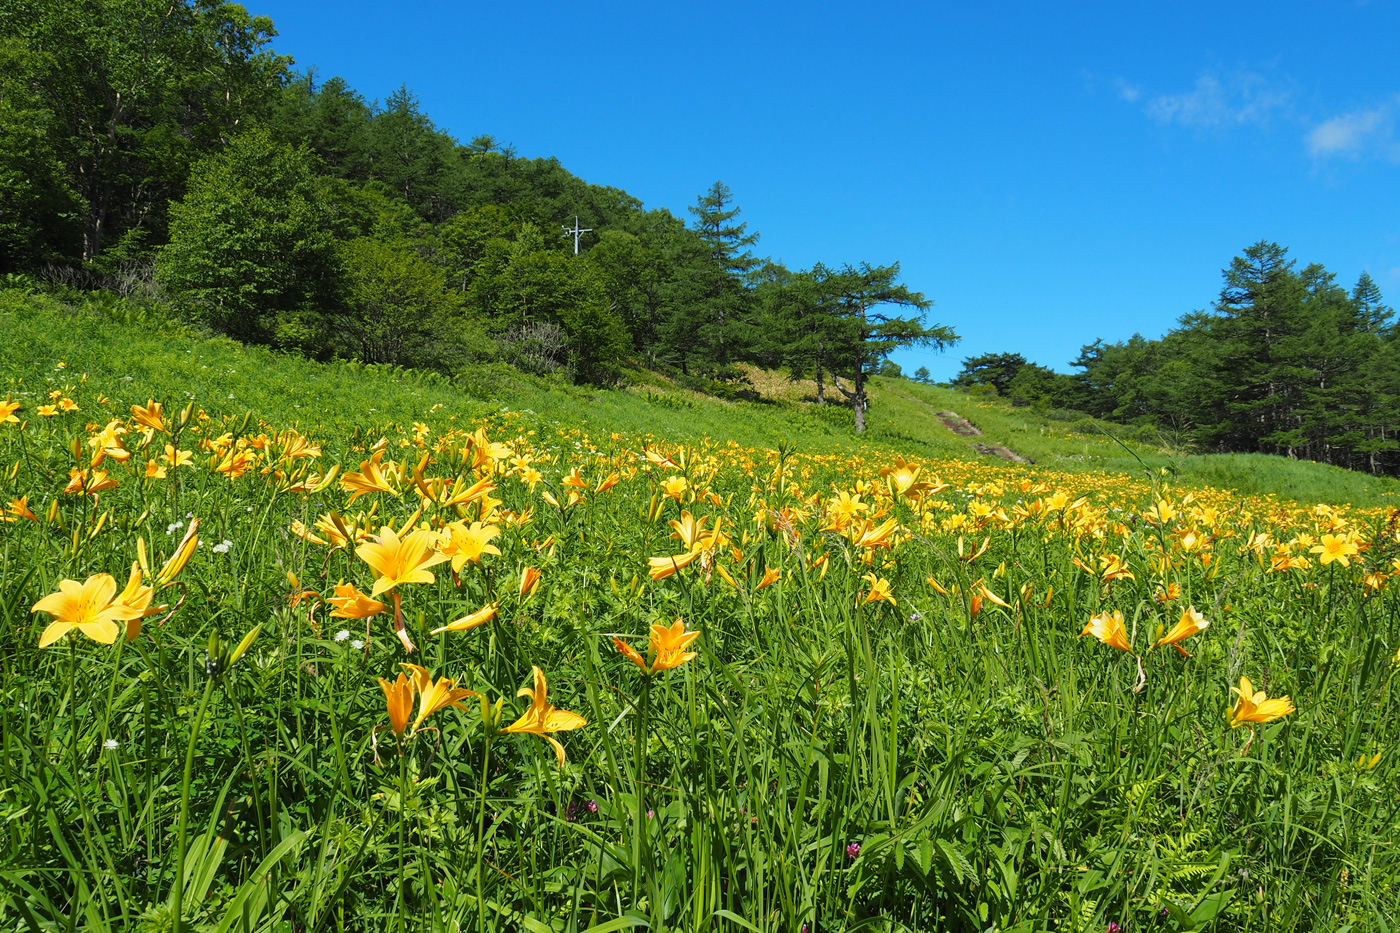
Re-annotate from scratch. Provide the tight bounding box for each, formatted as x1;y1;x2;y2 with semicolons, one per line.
6;289;1395;509
3;290;1399;931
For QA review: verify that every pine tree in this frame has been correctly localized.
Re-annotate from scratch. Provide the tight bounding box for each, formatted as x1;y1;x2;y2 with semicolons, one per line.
1352;271;1393;336
686;181;759;366
1213;241;1308;454
815;263;956;433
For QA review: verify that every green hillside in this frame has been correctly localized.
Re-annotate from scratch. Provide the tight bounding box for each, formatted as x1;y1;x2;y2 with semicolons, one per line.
5;288;1396;508
6;288;1399;931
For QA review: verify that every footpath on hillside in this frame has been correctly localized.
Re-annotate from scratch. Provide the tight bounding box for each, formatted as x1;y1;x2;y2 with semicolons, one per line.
903;395;1035;464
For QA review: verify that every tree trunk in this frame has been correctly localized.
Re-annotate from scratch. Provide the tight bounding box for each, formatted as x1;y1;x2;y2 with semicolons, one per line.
853;367;866;434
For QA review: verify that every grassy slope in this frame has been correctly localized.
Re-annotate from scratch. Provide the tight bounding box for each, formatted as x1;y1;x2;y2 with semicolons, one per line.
5;292;1397;507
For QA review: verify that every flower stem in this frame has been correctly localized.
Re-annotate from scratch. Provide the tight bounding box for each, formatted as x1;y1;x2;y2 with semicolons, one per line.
476;735;491;933
632;677;652;898
397;746;408;932
171;676;215;933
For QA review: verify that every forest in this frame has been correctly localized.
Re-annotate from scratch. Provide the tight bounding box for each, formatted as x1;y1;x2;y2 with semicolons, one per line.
950;242;1398;474
0;0;952;432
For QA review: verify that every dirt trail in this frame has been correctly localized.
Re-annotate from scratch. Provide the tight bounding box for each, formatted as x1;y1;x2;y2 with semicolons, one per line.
936;411;982;436
900;393;1035;464
972;442;1034;465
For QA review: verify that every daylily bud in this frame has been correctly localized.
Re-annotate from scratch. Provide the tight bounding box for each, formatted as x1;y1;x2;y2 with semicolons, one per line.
228;623;262;667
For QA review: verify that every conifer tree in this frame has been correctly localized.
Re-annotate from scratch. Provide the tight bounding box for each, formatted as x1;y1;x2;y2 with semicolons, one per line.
816;262;956;433
686;181;759;366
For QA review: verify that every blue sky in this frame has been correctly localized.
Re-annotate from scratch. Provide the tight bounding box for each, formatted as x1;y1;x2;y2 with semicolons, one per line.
250;0;1400;380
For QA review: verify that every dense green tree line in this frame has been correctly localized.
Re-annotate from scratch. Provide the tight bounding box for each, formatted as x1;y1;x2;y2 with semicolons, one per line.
1;0;954;430
952;241;1400;474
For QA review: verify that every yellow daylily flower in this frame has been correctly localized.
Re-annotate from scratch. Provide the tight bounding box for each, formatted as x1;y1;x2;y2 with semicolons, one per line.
660;475;688;501
431;602;498;634
440;521;501;571
861;573;896;606
1080;610;1133;653
1311;533;1359;567
157;518;200;586
1153;606;1209;655
1229;676;1295;729
32;573;145;647
402;663;478;733
649;550;700;581
131;399;166;438
356;526;449;597
503;666;586;767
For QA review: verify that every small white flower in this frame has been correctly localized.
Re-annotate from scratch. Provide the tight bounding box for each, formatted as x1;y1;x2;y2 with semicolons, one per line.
351;639;365;650
212;539;233;554
103;738;118;751
166;521;183;534
334;630;351;642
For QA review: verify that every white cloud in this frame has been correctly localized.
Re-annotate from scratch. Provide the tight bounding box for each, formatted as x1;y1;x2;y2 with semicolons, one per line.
1113;77;1141;103
1144;72;1289;128
1307;99;1400;160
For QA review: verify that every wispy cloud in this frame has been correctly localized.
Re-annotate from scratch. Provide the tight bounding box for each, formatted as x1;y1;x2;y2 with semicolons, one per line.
1141;72;1290;128
1112;77;1141;103
1307;98;1400;160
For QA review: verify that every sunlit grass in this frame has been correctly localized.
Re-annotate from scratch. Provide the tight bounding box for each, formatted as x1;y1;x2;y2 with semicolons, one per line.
2;292;1399;931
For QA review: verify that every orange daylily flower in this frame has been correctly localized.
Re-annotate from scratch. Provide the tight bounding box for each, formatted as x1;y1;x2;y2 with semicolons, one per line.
1229;676;1295;728
502;666;586;767
327;582;387;618
615;619;700;675
2;496;37;522
379;670;414;736
341;450;398;505
518;566;542;598
1153;606;1209;656
1080;610;1133;653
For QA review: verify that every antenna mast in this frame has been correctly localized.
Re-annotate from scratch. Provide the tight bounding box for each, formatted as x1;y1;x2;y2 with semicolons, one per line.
561;216;593;255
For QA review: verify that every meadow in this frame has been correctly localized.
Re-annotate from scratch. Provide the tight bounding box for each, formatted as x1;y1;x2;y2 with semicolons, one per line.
2;294;1399;932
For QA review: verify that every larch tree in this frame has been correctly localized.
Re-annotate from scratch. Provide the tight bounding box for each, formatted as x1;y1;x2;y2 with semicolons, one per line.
816;262;957;433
